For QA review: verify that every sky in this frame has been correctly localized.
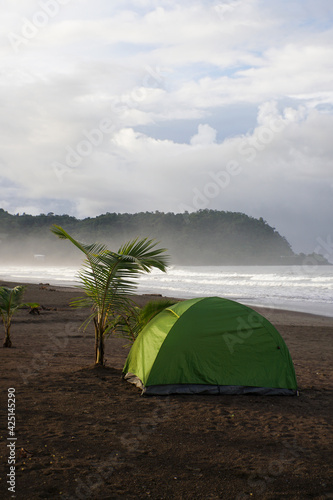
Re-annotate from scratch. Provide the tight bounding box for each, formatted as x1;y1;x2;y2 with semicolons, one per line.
0;0;333;256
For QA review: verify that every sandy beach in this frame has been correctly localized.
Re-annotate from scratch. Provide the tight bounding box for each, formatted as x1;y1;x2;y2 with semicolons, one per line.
0;281;332;499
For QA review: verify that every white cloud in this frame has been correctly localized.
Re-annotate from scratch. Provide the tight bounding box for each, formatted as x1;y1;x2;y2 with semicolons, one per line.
0;0;332;253
190;124;217;146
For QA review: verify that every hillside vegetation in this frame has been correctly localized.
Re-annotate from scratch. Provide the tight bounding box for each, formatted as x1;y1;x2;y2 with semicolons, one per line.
0;209;328;265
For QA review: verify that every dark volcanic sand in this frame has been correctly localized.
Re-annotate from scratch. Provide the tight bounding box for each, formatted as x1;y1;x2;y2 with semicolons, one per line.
0;282;332;499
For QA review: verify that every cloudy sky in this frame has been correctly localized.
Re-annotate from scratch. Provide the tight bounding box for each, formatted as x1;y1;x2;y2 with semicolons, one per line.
1;0;332;255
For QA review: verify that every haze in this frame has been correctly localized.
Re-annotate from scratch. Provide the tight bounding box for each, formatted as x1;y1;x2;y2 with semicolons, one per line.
1;1;332;256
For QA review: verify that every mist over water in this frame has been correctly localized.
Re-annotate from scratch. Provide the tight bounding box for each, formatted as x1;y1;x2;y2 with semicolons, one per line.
0;264;332;317
0;264;81;287
0;235;83;267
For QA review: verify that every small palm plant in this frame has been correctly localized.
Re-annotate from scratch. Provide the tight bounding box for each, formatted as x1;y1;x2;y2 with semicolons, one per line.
51;225;169;365
112;298;178;345
0;285;38;347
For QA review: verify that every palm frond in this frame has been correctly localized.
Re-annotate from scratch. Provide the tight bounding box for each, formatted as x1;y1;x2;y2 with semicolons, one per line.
0;286;27;313
137;299;178;330
50;226;170;364
118;238;169;272
112;299;178;345
50;225;107;256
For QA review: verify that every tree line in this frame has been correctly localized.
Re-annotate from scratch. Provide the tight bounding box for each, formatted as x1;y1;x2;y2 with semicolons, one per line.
0;208;329;265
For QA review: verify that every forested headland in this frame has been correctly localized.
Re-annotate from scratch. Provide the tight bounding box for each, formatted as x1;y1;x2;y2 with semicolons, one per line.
0;208;329;266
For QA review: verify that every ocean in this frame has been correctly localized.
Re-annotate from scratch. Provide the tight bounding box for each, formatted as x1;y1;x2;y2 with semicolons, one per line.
0;264;332;317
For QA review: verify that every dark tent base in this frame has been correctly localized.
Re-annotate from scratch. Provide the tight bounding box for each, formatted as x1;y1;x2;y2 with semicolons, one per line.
143;384;297;396
123;374;297;396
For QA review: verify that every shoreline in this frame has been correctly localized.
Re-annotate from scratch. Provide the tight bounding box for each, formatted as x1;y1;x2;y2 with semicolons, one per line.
1;278;333;321
1;262;333;319
2;280;333;372
1;281;332;499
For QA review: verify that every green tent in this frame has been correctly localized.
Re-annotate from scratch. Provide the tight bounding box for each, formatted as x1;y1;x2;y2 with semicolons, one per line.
123;297;297;396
